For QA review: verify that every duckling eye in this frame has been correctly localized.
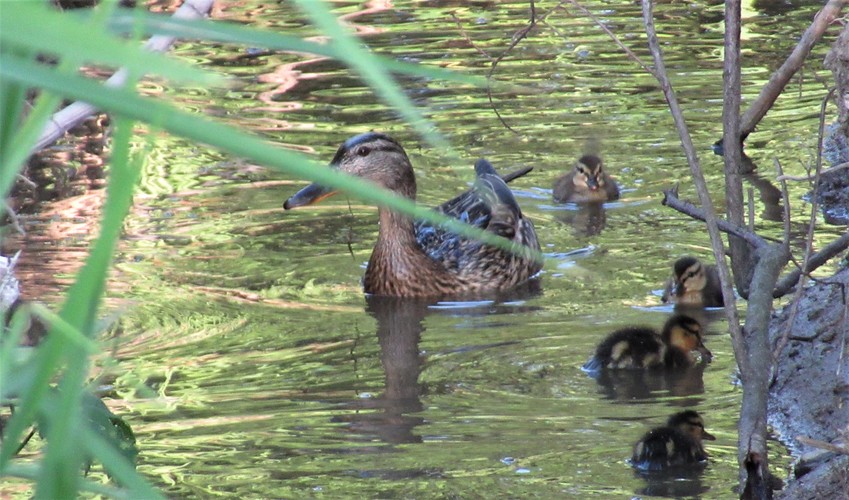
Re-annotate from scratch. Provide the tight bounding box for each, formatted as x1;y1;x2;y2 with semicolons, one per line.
356;146;371;157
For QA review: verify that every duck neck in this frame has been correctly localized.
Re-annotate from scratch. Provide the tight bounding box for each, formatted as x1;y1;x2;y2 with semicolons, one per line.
377;207;420;250
364;205;435;296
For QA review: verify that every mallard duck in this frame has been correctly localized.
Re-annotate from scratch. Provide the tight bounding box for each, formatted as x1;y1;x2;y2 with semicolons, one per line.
582;314;712;372
631;410;716;471
552;154;620;203
662;256;724;308
284;132;542;298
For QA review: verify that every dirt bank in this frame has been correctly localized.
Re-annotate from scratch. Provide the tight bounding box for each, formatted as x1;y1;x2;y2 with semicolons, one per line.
769;266;849;499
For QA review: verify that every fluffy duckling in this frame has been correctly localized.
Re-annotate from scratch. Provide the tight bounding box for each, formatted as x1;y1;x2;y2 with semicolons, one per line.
553;154;620;203
583;314;711;372
662;256;724;308
631;410;716;471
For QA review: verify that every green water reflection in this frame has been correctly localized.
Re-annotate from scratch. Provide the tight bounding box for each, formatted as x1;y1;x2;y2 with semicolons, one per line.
13;0;846;497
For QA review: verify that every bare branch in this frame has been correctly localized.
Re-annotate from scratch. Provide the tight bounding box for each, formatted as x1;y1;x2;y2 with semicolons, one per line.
796;436;849;455
738;0;848;141
774;159;792;253
777;160;849;181
773;231;849;298
482;0;538;134
561;0;655;75
641;0;744;360
33;0;216;153
450;13;496;63
662;188;767;249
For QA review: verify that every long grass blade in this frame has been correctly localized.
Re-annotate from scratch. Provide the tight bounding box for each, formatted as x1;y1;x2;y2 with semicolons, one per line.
35;116;141;497
0;2;222;86
98;11;488;87
292;0;446;150
0;55;543;263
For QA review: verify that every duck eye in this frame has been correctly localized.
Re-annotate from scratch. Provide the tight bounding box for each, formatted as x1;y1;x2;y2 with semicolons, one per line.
356;146;371;157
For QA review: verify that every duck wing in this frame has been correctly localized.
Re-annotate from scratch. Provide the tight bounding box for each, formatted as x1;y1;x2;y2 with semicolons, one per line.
414;160;536;270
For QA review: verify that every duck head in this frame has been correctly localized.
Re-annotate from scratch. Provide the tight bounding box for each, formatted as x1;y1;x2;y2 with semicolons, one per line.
667;410;716;442
670;256;707;297
663;314;712;362
284;132;416;209
572;154;607;192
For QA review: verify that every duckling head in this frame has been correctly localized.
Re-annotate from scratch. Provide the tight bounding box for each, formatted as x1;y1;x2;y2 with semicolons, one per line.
284;133;416;209
572;155;607;192
667;410;716;442
670;256;707;297
663;314;712;362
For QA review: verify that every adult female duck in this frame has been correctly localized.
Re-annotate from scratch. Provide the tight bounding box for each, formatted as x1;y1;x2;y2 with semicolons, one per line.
284;132;542;297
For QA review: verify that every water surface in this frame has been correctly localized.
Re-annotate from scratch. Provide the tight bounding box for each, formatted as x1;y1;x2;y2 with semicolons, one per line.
6;0;845;497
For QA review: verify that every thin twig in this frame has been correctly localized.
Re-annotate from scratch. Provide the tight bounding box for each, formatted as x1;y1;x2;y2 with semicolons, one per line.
562;0;655;75
450;13;496;63
777;160;849;181
772;91;835;366
641;0;744;363
796;435;849;455
774;159;792;254
484;0;538;134
33;0;216;153
662;187;767;249
747;187;755;230
773;231;849;297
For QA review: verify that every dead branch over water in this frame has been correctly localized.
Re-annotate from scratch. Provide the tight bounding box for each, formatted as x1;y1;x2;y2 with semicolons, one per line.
34;0;215;153
738;0;848;142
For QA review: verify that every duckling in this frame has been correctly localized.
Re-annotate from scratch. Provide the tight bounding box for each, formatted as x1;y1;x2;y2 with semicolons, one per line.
284;133;542;298
631;410;716;471
582;314;711;372
662;256;724;308
552;154;620;203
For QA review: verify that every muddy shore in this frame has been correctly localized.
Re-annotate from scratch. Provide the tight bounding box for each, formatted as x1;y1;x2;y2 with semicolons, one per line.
769;266;849;499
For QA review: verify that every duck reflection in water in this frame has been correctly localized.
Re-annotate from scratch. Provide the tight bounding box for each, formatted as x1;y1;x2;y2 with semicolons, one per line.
331;296;429;445
333;284;542;448
554;202;609;237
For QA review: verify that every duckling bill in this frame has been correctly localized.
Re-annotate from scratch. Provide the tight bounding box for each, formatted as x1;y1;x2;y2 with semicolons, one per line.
662;256;724;308
284;132;542;298
553;154;620;203
632;410;716;471
583;314;711;372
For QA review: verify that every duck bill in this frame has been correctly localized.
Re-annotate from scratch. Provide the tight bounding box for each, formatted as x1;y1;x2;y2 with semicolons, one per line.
702;429;717;441
586;177;600;191
670;282;681;297
284;183;338;209
697;344;713;363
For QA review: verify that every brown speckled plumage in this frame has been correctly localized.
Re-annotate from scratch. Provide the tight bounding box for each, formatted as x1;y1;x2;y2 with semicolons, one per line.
284;133;542;298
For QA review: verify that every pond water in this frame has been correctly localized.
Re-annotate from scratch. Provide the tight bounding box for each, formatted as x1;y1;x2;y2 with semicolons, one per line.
6;0;847;497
